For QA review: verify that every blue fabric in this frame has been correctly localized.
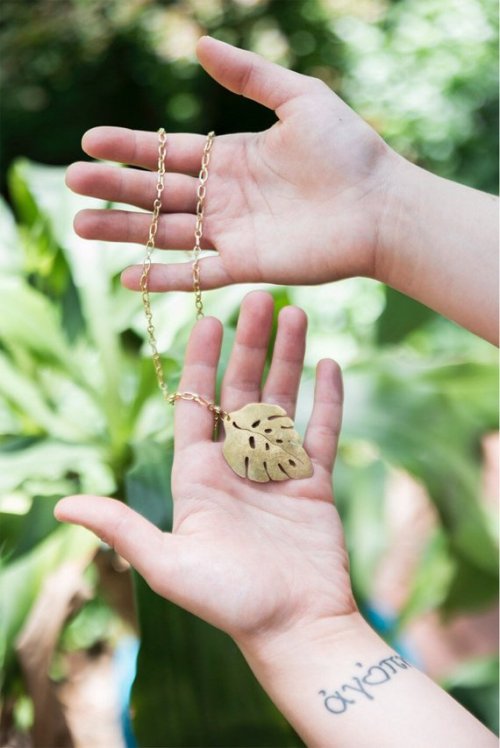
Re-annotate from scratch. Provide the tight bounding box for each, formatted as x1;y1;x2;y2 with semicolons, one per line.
113;634;140;748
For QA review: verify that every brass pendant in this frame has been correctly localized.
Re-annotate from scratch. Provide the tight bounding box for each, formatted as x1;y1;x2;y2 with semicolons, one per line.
222;403;313;483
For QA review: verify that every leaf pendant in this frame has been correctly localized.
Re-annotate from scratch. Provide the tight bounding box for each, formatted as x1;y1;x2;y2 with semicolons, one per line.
222;402;313;483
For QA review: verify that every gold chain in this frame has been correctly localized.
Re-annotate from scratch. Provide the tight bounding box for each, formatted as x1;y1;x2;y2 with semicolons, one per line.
140;127;169;401
140;128;228;422
192;130;215;319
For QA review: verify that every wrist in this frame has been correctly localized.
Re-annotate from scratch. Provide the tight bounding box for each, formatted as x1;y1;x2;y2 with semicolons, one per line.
234;611;496;747
372;155;499;343
234;612;413;747
236;611;380;674
372;152;421;287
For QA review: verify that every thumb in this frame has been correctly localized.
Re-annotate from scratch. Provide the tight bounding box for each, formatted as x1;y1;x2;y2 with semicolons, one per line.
54;495;181;598
196;36;313;112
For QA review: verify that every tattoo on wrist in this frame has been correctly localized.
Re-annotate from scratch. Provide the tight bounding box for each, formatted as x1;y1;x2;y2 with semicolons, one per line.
318;654;411;715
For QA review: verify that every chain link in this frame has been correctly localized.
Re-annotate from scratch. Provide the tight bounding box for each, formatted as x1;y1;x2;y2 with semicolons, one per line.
192;130;215;320
141;128;228;421
168;391;229;422
140;127;169;401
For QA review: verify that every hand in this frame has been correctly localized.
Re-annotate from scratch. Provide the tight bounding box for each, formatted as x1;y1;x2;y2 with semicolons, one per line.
65;36;401;293
54;292;498;748
55;291;356;648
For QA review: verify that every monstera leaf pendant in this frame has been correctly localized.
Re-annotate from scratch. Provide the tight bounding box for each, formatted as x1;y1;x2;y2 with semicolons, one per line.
222;402;313;483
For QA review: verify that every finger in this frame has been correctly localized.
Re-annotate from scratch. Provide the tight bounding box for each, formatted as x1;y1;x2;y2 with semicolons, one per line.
303;359;343;474
261;306;307;420
54;496;179;594
220;290;274;415
75;210;215;251
196;36;313;113
66;162;198;213
121;257;236;292
81;126;207;174
175;316;223;449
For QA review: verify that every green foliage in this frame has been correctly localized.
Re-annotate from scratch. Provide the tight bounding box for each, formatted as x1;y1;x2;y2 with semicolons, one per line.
0;161;306;744
1;0;497;192
0;0;498;743
126;441;300;747
0;523;98;687
444;656;499;734
1;155;496;743
376;288;436;345
337;0;499;191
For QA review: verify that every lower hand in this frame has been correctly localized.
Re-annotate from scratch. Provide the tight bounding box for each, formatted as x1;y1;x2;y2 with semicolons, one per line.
55;291;356;648
65;37;401;294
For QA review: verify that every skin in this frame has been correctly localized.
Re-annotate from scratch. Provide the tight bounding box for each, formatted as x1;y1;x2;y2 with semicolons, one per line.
57;34;498;746
56;292;496;747
57;291;355;639
65;36;499;343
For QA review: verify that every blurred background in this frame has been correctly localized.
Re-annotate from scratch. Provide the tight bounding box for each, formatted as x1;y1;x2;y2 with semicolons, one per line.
0;0;498;746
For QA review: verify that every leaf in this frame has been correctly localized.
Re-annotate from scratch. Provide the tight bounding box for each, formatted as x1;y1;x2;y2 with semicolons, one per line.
0;439;115;496
441;553;499;617
377;287;436;344
0;496;60;562
343;356;498;579
442;655;500;736
0;279;72;365
0;352;86;442
334;457;389;601
397;530;455;628
0;196;22;276
125;440;299;747
222;403;313;482
443;656;500;690
9;163;66;287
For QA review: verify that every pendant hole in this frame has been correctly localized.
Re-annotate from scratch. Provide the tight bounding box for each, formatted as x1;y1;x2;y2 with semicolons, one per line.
288;459;296;467
265;443;270;451
276;439;283;444
251;420;261;428
264;428;272;433
249;436;255;449
244;456;249;478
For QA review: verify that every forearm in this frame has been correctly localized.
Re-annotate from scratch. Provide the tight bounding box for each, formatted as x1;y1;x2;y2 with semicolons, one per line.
238;613;496;748
377;158;499;344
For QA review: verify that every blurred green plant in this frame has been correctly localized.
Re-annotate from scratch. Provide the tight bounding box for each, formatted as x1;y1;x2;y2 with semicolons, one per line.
0;160;304;746
336;0;499;191
0;157;497;743
0;0;498;743
1;0;497;192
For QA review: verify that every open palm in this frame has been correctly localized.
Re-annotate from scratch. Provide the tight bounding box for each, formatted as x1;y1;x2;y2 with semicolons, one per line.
65;37;397;294
56;292;356;646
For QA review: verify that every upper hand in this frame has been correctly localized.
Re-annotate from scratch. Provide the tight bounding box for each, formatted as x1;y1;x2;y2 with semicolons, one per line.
65;37;400;293
55;291;356;648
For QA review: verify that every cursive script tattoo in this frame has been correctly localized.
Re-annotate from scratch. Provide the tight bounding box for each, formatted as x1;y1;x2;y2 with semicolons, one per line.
319;654;412;716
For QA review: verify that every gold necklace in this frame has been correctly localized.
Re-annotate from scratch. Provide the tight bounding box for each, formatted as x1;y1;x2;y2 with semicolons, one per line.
140;128;313;483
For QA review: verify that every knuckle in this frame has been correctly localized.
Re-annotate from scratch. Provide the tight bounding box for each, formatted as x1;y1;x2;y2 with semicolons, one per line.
223;379;260;396
311;422;339;441
103;510;130;552
238;59;256;98
310;77;330;96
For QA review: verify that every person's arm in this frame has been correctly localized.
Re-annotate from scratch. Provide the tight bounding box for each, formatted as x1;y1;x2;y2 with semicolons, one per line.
239;615;494;748
378;158;499;344
55;291;497;747
65;37;499;344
